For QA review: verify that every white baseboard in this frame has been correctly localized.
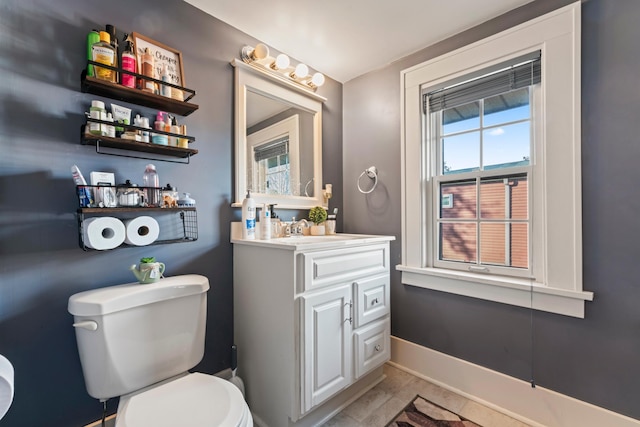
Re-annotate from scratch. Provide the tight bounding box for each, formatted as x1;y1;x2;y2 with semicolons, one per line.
390;336;640;427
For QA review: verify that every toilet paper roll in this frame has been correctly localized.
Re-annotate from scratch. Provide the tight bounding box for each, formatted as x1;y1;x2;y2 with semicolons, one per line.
83;217;126;250
124;216;160;246
0;355;14;420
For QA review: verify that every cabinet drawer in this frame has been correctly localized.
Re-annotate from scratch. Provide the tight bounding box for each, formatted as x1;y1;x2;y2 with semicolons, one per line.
300;243;389;292
354;275;389;328
354;319;390;379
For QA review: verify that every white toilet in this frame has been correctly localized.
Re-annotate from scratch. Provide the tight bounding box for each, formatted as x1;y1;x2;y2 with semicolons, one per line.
68;274;252;427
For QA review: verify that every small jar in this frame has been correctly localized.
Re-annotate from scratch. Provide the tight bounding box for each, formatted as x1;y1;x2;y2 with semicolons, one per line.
89;100;107;136
117;180;144;207
161;183;178;208
177;192;196;207
325;214;336;235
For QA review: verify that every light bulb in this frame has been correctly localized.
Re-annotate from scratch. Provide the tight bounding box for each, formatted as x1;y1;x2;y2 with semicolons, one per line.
311;72;325;87
252;43;269;60
271;54;290;70
291;63;309;79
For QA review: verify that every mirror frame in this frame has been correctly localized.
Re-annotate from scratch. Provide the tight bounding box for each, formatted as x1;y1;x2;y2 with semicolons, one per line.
232;59;326;209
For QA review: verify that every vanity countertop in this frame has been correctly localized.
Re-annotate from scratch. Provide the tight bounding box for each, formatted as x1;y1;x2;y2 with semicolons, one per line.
230;222;394;251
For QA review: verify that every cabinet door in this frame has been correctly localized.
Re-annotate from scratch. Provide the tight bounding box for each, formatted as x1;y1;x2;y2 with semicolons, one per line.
301;284;352;413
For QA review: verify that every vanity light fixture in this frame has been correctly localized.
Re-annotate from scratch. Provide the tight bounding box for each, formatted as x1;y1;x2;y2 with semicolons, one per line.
290;63;309;80
309;72;325;89
241;43;270;62
271;54;290;71
240;44;325;91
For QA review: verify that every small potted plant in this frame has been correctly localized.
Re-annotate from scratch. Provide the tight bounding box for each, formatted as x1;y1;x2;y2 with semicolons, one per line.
130;257;165;284
308;206;328;236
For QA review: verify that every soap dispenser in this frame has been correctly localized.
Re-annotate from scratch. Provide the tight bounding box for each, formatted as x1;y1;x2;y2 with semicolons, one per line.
268;204;281;237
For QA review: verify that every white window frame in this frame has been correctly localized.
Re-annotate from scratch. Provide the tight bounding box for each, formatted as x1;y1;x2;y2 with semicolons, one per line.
398;3;593;318
430;87;536;279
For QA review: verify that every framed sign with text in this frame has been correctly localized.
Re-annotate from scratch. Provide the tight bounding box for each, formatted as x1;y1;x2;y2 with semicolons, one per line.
131;32;185;87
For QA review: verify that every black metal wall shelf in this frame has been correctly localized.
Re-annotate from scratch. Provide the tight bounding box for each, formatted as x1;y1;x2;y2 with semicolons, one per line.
81;125;198;163
81;61;199;116
77;207;198;251
80;59;200;162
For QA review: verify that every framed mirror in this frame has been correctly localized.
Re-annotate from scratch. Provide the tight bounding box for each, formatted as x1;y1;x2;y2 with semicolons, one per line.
232;59;326;209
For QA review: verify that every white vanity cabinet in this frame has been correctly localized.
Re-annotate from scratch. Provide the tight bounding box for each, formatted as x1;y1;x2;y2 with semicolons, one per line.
232;230;394;427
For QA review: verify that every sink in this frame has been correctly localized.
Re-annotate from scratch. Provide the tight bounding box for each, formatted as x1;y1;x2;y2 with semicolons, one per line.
230;223;395;249
273;234;364;244
258;233;392;249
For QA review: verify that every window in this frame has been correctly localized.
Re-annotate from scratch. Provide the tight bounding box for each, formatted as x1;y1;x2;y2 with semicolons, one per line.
254;136;291;195
398;3;593;318
247;114;300;196
427;56;538;278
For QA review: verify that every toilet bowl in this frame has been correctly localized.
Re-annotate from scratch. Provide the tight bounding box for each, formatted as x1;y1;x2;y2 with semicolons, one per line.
68;275;252;427
116;373;252;427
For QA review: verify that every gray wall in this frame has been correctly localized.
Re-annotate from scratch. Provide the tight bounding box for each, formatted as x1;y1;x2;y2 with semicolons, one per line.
343;0;640;420
0;0;342;426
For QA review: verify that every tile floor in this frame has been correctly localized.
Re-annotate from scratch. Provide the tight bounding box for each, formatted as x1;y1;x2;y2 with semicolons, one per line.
322;364;532;427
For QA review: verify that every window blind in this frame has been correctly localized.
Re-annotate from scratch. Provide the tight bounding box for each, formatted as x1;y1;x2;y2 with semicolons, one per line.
254;136;289;162
424;50;541;114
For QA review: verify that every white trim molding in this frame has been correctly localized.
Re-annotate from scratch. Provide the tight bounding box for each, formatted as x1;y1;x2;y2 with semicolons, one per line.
390;336;640;427
398;2;592;318
398;265;593;318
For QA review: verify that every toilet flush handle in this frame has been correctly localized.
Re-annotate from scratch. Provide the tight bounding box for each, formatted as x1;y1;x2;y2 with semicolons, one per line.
73;321;98;331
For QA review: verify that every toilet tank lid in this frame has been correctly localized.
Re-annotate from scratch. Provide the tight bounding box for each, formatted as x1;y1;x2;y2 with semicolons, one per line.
68;274;210;316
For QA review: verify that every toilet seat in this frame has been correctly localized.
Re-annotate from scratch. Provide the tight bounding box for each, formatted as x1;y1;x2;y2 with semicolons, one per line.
116;373;252;427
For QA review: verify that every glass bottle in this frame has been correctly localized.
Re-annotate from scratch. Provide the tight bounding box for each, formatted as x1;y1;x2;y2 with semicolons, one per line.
92;31;116;82
143;164;160;207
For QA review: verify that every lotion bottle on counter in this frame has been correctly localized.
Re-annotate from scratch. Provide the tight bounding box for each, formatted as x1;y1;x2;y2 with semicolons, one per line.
241;191;256;240
260;203;271;240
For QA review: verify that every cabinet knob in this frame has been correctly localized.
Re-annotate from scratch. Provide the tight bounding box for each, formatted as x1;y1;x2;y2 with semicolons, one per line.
374;344;381;352
371;298;379;306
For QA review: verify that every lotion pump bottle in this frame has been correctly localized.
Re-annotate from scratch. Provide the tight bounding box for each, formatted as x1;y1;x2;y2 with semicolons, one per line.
121;40;136;88
260;203;271;240
241;190;256;240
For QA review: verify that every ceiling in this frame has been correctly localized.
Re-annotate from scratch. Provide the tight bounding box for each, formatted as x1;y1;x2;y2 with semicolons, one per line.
183;0;534;83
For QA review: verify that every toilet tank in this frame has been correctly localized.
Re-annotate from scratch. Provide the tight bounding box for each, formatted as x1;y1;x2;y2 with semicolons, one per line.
68;274;210;400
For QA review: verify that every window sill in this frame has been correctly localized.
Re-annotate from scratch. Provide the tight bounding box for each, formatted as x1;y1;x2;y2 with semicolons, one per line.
396;265;593;318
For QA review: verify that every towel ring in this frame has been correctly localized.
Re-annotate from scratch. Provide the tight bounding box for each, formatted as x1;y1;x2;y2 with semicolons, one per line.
357;166;378;194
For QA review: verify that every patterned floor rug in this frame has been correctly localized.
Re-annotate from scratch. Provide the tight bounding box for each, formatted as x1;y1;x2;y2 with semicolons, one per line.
385;395;482;427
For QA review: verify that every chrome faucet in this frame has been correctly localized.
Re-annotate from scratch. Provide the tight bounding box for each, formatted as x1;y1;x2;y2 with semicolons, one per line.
290;218;310;236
